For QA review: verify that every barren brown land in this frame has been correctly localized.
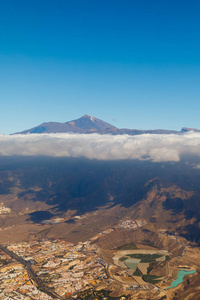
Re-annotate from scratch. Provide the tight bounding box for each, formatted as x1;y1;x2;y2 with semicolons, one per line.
0;157;200;299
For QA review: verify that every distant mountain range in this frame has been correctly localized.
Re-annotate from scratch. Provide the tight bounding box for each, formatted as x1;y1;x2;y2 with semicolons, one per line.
15;114;200;135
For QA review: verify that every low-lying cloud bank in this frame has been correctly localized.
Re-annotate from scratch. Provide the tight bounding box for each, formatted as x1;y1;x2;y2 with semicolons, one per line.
0;132;200;162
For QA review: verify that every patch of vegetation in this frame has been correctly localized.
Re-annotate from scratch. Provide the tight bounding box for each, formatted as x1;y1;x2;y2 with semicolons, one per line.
143;274;161;284
119;256;128;262
147;262;155;274
133;269;141;276
128;253;162;262
115;242;137;250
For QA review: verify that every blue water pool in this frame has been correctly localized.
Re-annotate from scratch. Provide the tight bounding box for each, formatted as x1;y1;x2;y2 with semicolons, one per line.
165;269;196;290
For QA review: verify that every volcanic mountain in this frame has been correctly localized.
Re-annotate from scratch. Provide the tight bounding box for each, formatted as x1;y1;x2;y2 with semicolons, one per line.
15;115;117;134
14;115;200;135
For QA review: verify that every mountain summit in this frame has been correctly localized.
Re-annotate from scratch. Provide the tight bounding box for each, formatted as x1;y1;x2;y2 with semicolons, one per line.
66;114;116;132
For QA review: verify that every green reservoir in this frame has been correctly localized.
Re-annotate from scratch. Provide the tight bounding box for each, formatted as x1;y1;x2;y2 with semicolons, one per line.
165;270;196;290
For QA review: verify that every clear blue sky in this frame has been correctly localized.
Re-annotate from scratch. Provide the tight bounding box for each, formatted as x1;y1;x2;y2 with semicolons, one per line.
0;0;200;134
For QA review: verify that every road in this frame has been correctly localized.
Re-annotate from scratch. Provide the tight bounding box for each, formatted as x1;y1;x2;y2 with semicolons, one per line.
0;244;62;299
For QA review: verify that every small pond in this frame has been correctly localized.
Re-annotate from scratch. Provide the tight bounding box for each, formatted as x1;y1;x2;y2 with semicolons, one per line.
165;269;196;290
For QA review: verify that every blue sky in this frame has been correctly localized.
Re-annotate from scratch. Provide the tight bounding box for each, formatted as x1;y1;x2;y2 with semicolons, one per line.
0;0;200;134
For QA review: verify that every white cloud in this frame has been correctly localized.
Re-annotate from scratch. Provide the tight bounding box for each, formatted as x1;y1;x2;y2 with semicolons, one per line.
194;164;200;169
0;132;200;162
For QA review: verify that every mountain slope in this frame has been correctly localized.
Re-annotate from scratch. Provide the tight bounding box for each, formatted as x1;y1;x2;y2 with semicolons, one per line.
15;115;116;134
66;114;116;132
0;157;200;245
17;122;83;134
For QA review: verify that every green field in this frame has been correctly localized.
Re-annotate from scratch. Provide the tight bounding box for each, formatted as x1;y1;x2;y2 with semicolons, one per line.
119;256;128;262
143;274;161;284
124;258;140;270
128;253;162;262
116;250;169;285
133;269;141;276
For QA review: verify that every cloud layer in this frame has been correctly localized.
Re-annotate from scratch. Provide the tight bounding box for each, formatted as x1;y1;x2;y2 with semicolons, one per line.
0;132;200;162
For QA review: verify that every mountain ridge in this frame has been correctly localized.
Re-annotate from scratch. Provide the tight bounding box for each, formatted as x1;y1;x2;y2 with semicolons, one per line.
14;114;200;135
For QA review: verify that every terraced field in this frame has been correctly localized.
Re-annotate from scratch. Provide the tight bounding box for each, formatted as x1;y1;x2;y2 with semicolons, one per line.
113;249;170;284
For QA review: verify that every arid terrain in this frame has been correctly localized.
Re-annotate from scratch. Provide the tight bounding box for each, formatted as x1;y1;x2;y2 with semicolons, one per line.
0;156;200;299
